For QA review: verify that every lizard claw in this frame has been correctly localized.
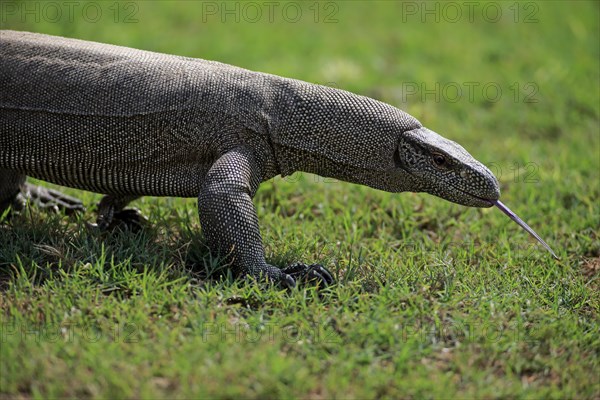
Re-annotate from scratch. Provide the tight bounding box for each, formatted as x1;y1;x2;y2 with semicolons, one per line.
281;263;335;287
281;274;297;289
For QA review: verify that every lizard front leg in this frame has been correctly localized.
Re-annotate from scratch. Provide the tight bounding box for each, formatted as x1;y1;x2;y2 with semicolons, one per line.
198;147;333;288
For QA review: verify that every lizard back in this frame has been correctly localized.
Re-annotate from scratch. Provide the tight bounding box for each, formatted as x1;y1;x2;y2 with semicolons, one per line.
0;31;276;197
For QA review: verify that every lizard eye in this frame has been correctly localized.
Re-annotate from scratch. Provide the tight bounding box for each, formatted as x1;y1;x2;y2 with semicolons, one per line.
432;153;447;167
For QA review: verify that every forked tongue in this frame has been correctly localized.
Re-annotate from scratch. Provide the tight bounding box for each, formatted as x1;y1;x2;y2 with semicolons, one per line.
492;200;559;260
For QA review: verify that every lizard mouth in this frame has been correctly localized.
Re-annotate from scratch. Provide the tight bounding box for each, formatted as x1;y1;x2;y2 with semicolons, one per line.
472;194;495;207
472;195;495;207
451;186;496;208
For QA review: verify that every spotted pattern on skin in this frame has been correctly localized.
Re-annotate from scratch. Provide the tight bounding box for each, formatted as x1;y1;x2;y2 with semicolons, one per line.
1;31;501;286
397;128;500;207
197;147;283;280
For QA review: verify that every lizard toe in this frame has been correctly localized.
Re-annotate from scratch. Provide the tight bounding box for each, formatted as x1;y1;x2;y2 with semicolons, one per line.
281;274;296;289
312;265;334;285
281;263;335;288
23;183;85;215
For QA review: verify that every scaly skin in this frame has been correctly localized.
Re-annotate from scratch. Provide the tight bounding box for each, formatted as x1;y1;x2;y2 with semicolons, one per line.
0;30;499;288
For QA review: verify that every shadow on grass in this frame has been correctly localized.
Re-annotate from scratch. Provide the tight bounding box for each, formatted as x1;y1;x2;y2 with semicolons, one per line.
0;205;238;293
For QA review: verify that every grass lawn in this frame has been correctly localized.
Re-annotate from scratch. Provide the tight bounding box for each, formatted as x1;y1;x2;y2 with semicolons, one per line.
1;1;598;398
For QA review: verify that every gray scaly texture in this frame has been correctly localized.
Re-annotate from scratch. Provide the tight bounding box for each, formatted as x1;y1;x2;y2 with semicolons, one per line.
0;31;500;287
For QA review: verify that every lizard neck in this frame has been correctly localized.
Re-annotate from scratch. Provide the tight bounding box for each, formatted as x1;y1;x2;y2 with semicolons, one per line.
268;80;423;192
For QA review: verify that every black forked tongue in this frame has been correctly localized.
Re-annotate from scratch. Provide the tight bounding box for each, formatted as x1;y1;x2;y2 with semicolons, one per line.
492;200;559;260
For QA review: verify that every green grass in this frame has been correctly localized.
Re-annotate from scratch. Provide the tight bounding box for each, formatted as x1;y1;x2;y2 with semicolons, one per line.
1;1;599;398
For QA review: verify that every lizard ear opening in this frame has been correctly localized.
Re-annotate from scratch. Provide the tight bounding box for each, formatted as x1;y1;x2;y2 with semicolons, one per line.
394;143;412;173
394;138;417;172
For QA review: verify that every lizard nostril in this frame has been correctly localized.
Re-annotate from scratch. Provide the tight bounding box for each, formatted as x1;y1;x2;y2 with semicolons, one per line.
460;170;468;179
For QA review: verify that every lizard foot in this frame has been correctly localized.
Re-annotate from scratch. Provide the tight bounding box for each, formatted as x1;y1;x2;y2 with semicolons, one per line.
94;208;148;231
111;208;148;231
22;183;85;214
281;263;335;288
0;193;26;220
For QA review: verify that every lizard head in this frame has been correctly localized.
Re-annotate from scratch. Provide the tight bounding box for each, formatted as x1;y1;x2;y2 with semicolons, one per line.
395;127;500;207
272;85;499;208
